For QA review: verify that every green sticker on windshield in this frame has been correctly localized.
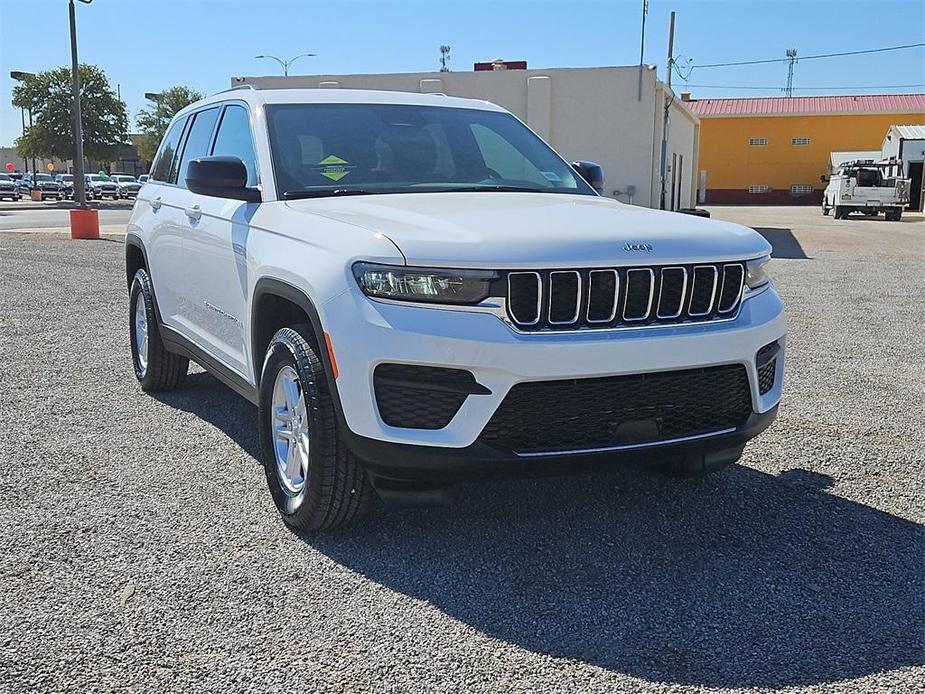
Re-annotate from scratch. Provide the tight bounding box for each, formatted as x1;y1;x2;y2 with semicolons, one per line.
315;155;353;182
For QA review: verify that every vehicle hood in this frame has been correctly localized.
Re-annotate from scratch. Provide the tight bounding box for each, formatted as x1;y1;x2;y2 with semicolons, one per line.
286;193;769;268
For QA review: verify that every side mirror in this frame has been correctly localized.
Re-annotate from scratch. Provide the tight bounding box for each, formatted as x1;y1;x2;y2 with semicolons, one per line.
572;160;604;194
186;156;260;202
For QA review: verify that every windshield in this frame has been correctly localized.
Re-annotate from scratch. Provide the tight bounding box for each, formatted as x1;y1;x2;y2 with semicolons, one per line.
114;176;136;182
60;175;73;181
88;175;110;181
35;174;52;181
0;174;9;181
266;103;595;199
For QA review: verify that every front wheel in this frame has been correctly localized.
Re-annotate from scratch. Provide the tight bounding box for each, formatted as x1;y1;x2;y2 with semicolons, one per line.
258;326;373;532
129;268;188;391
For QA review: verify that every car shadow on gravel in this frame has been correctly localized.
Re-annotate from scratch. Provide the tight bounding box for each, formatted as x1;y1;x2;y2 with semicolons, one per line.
152;371;261;459
309;464;923;689
753;227;811;260
154;372;923;687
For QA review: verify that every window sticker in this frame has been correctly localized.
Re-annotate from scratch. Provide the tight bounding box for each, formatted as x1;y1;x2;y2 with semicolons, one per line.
314;155;353;182
540;171;562;182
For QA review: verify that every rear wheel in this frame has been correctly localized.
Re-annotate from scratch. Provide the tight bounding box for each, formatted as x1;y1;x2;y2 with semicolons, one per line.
129;268;188;391
258;326;373;532
834;206;848;220
885;208;903;221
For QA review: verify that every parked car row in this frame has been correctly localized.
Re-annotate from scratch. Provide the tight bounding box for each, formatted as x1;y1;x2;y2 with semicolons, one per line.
0;172;149;201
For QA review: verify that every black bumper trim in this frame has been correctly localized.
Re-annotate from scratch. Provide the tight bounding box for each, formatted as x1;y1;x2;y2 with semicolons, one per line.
343;404;779;483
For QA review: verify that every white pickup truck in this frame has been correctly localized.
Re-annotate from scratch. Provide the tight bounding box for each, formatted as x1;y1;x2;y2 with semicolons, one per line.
822;160;909;221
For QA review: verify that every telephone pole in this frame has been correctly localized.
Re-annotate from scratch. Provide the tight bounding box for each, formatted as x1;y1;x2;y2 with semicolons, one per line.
637;0;648;101
658;10;676;210
785;48;798;97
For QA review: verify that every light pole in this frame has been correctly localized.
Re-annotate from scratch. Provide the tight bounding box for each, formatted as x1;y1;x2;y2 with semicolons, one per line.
10;71;36;176
144;92;162;102
255;52;316;77
69;0;92;209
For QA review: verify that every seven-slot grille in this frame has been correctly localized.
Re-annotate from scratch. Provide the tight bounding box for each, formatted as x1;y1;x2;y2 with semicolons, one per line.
505;262;745;331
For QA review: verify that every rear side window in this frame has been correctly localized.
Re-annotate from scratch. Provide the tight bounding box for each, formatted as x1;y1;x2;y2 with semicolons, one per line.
211;105;258;186
150;116;188;183
176;108;220;189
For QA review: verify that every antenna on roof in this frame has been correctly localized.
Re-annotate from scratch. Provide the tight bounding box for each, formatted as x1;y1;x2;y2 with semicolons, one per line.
784;48;798;97
439;45;451;72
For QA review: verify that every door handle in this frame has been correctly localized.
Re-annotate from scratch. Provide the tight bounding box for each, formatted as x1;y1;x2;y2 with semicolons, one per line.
150;196;162;211
184;205;202;221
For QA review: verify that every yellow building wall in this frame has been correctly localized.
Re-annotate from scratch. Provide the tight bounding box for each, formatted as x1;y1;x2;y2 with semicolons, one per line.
698;111;925;202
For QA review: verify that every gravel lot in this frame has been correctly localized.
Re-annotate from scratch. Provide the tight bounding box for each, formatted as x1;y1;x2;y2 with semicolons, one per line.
1;206;923;693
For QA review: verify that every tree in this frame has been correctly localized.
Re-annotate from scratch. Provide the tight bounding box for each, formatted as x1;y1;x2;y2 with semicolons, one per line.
12;64;128;164
135;86;204;161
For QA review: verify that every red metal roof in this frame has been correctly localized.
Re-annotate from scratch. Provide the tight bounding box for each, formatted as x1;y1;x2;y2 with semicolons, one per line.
687;94;925;117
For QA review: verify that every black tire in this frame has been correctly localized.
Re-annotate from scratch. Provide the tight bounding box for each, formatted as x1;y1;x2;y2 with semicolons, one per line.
834;206;848;220
258;326;373;532
821;199;829;216
129;268;188;391
885;208;902;221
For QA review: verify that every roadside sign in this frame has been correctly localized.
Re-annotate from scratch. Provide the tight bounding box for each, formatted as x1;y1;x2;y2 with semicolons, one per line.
4;162;13;172
46;162;55;172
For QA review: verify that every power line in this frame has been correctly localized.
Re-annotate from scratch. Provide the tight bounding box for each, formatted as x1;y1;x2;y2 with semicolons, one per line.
683;83;925;91
693;42;925;69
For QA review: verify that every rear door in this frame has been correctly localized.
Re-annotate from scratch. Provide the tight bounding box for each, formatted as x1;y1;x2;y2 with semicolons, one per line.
179;102;260;377
137;114;190;328
161;106;222;345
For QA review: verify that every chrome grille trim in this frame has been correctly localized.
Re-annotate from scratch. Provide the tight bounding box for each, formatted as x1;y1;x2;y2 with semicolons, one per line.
717;263;745;314
622;268;655;321
507;271;542;326
688;265;719;317
587;270;619;323
656;266;687;319
500;260;752;332
548;271;582;325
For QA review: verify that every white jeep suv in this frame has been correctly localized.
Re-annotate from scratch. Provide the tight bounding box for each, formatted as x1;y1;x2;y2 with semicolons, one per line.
126;87;786;531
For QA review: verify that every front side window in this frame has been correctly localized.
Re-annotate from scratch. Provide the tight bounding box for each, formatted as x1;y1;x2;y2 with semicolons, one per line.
151;115;188;183
266;103;593;199
211;105;258;187
177;107;220;189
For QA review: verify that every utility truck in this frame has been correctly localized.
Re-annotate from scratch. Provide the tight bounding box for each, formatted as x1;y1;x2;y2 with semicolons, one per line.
822;160;909;221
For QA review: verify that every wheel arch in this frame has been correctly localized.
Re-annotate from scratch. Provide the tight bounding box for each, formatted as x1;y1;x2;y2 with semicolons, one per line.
251;278;337;394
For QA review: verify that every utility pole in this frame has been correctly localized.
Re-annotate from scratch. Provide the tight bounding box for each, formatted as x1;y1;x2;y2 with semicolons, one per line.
439;45;451;72
637;0;648;101
785;48;798;97
658;10;675;210
69;0;89;207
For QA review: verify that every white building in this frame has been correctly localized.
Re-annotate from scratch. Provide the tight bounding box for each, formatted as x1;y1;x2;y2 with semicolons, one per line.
232;65;700;210
881;124;925;211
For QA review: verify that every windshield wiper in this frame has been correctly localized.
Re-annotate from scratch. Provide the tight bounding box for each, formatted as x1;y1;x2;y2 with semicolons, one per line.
420;184;547;193
283;188;375;200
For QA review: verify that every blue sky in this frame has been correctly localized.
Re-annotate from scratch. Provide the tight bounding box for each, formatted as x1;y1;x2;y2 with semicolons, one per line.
1;0;923;146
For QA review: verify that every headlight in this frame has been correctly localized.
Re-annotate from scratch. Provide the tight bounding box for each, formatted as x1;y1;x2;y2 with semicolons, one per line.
745;255;771;289
353;262;499;305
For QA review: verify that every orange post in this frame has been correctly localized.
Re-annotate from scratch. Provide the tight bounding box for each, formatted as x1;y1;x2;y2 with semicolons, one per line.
69;208;99;240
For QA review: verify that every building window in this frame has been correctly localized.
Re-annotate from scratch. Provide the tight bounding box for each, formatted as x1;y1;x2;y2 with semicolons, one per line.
748;185;770;194
791;137;811;146
748;138;768;146
790;184;814;195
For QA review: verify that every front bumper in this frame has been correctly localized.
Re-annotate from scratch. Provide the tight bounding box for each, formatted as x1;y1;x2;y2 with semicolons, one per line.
321;283;786;458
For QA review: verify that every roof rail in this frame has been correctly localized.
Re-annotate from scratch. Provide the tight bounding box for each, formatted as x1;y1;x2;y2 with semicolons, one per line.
217;83;255;94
